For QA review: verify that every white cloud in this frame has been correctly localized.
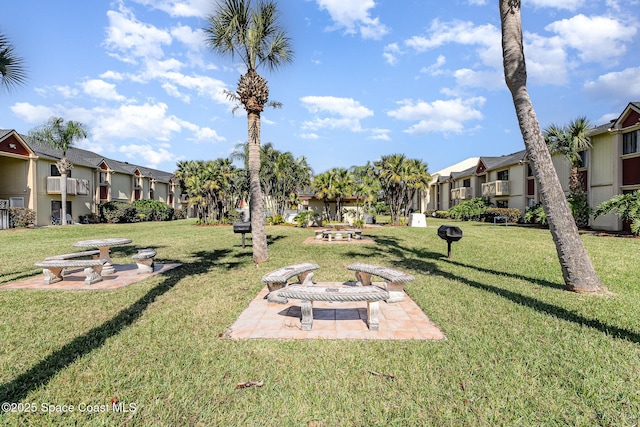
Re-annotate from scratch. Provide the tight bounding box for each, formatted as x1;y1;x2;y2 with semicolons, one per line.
82;79;127;102
544;14;636;63
584;67;640;100
190;127;226;143
129;0;211;18
315;0;389;40
420;55;447;76
10;102;56;123
369;128;391;141
387;97;486;135
104;6;172;62
383;43;402;66
528;0;585;11
299;133;320;140
118;144;177;169
300;95;374;132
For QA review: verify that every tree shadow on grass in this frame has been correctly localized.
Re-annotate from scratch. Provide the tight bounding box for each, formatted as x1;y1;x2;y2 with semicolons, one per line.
351;232;640;345
0;248;235;403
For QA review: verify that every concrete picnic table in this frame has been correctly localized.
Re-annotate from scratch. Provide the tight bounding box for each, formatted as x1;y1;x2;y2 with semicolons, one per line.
73;238;132;274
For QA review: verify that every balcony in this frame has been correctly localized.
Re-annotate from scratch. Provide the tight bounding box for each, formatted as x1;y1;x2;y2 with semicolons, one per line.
450;187;472;201
47;177;78;195
482;180;510;197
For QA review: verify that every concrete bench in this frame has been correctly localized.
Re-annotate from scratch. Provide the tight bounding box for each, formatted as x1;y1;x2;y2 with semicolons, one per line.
345;229;363;239
322;230;353;241
45;250;100;261
276;284;389;331
262;263;320;303
132;248;157;274
314;229;328;240
347;263;415;303
45;250;101;276
34;259;106;285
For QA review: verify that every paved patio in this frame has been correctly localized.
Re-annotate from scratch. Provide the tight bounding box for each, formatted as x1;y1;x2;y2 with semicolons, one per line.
226;283;446;341
0;263;181;291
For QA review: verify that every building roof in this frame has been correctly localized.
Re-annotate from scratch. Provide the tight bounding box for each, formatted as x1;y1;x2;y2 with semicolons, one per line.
1;129;175;183
477;149;527;171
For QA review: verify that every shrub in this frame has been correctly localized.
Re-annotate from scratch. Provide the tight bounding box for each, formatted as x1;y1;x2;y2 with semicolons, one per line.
225;209;242;223
524;203;547;225
9;207;36;228
567;193;592;229
594;190;640;235
133;199;174;221
173;208;187;220
293;211;316;227
484;208;522;223
99;201;138;223
448;198;489;221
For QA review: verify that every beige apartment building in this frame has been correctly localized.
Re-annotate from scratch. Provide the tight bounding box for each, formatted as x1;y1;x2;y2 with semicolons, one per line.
425;102;640;232
0;129;183;229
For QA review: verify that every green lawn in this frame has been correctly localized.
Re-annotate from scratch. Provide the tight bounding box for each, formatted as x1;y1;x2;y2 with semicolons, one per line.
0;220;639;426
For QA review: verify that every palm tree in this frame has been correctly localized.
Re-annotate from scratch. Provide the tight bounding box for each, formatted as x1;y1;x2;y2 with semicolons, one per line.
500;0;606;293
0;31;27;93
375;154;409;226
544;116;592;195
311;172;334;221
594;190;640;235
204;0;293;264
29;117;88;226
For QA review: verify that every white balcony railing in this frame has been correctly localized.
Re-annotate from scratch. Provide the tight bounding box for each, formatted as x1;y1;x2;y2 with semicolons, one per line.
450;187;472;201
482;180;510;197
47;177;78;195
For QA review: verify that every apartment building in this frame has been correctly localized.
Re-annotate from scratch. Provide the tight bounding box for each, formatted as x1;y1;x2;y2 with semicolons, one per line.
426;102;640;232
0;129;183;228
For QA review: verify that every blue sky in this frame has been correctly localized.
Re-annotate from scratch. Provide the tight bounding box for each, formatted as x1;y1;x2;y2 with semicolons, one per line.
2;0;639;175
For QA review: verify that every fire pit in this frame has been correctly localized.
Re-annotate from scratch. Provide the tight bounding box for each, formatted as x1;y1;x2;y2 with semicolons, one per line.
437;225;463;258
233;221;252;248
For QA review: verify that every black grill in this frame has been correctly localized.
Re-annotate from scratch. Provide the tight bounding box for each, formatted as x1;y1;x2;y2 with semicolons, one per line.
233;222;251;233
437;225;463;258
233;222;251;248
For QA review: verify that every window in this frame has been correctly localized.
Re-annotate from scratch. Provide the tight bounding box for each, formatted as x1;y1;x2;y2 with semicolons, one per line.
623;130;639;154
579;150;589;168
99;172;107;184
496;200;508;208
50;164;71;177
463;178;471;187
497;170;509;181
527;165;534;177
527;198;536;208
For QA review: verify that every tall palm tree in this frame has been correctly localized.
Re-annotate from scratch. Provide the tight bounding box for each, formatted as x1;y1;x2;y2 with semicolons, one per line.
311;172;334;221
375;154;409;225
544;116;592;195
29;117;88;226
204;0;293;264
0;31;27;93
500;0;606;293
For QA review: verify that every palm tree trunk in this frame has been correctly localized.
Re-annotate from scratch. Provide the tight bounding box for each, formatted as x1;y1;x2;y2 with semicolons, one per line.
61;171;68;225
247;111;268;264
500;1;606;293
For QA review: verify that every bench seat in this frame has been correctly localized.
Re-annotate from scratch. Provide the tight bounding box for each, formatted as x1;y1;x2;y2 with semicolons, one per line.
45;250;100;261
34;259;105;285
262;263;320;303
276;284;389;331
132;248;157;273
347;263;414;303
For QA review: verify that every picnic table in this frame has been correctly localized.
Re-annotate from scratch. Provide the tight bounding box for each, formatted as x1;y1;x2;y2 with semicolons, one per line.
73;238;132;274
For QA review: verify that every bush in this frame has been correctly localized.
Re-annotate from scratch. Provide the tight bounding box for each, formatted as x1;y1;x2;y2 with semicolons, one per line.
133;199;174;221
99;201;138;224
567;193;591;228
293;211;316;227
225;209;242;223
524;203;547;225
483;208;522;223
594;190;640;235
448;198;489;221
424;210;449;219
9;207;36;228
173;208;187;220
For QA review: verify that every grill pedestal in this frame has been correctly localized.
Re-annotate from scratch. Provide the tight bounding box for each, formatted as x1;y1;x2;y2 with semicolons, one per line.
437;225;463;258
233;222;252;248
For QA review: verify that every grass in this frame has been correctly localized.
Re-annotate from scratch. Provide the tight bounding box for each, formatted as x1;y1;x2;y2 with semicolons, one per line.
0;219;639;426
